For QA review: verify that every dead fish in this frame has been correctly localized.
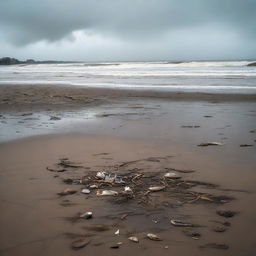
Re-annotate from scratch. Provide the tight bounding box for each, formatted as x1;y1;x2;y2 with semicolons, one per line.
148;186;165;192
164;172;181;179
170;219;194;227
128;236;139;243
71;238;90;250
147;233;162;241
81;189;90;194
57;188;77;196
198;142;223;147
80;212;93;219
96;190;118;196
200;243;229;250
216;210;237;218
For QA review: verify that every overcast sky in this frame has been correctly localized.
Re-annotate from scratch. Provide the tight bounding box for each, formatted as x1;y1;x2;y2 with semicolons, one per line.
0;0;256;61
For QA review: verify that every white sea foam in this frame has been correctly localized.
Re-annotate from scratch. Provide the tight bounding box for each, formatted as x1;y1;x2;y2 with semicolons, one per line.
0;61;256;93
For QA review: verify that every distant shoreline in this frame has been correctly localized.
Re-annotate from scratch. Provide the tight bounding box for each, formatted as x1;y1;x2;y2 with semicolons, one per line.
1;57;256;65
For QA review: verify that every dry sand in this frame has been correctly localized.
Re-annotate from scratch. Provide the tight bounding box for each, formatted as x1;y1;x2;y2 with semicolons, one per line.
0;84;256;256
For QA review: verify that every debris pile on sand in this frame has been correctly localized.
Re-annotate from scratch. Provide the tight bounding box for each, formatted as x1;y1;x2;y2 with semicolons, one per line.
46;156;240;252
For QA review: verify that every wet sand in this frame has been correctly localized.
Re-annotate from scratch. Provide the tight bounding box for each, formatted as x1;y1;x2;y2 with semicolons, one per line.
0;84;256;256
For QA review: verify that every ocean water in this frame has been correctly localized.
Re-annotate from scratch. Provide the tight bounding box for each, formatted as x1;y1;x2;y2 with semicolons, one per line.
0;61;256;93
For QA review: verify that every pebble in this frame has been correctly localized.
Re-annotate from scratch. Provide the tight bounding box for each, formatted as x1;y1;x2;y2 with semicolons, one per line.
71;238;90;250
147;233;162;241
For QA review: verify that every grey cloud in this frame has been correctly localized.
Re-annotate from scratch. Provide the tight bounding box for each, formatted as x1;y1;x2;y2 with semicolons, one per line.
0;0;256;45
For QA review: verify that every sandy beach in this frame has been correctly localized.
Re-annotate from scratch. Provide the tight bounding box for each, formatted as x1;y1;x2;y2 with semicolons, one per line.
0;84;256;256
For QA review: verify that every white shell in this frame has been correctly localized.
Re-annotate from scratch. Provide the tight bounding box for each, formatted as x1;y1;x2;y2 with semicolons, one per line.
81;189;90;194
124;186;132;192
164;172;181;179
89;184;98;189
96;171;106;179
97;190;118;196
147;233;162;241
148;186;165;192
114;229;120;235
128;236;139;243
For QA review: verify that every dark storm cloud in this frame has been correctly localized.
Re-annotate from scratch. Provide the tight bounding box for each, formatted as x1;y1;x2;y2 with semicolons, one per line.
0;0;256;45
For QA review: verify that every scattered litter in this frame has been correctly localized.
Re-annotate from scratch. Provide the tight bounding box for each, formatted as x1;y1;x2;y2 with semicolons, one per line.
71;238;90;250
170;219;194;227
198;142;223;147
164;245;169;249
57;188;77;196
105;173;116;183
240;144;253;147
114;229;120;235
148;186;165;192
216;210;237;218
115;176;126;184
164;172;181;179
124;186;132;193
96;172;125;184
80;212;93;219
81;189;91;194
147;233;162;241
200;243;229;250
96;171;106;179
97;190;118;196
128;236;139;243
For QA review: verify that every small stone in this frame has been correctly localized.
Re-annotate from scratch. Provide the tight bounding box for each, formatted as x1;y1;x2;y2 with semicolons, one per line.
128;236;139;243
147;233;162;241
110;244;120;249
213;226;227;233
80;212;93;219
164;172;181;179
200;243;229;250
148;186;165;192
71;238;90;250
81;188;90;194
216;210;237;218
57;188;77;196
